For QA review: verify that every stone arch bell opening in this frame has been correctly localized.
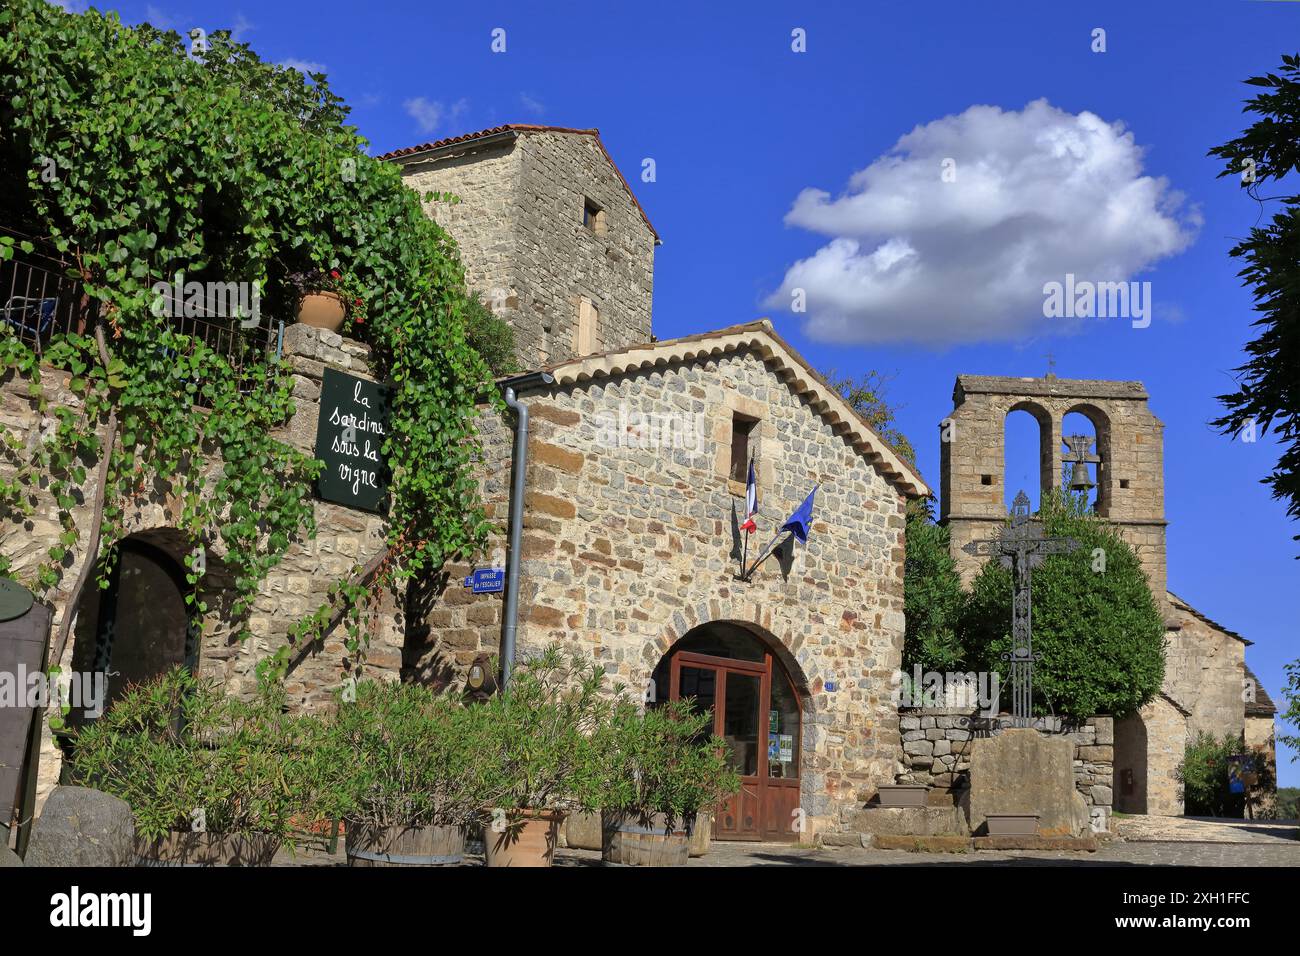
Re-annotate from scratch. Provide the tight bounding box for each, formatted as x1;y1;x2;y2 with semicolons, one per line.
1003;401;1053;511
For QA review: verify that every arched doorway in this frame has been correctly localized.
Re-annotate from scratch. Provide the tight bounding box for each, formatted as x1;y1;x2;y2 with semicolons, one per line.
650;622;804;842
68;535;198;722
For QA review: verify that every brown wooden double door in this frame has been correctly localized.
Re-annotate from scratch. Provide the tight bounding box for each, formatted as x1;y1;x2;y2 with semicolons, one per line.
668;649;801;841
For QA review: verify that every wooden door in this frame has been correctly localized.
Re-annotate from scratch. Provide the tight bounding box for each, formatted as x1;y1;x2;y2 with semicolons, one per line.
669;648;801;842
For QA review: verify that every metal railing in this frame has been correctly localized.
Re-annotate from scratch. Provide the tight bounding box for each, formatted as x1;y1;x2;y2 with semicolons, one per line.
0;228;281;406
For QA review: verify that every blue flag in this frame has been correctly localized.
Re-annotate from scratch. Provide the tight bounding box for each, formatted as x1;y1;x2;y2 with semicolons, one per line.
781;486;818;544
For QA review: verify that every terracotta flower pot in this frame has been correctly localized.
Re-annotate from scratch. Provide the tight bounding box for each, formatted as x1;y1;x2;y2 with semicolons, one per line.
296;291;345;332
688;810;712;857
483;809;564;867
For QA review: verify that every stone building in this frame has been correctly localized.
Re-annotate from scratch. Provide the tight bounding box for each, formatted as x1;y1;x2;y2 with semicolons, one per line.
404;321;929;838
382;125;933;839
938;373;1277;816
381;125;659;369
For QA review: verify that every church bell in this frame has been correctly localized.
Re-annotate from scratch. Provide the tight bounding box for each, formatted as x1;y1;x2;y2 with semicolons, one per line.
1068;459;1095;491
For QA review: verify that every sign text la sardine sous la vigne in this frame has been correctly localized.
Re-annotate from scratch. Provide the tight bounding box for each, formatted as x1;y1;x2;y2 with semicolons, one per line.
313;368;392;513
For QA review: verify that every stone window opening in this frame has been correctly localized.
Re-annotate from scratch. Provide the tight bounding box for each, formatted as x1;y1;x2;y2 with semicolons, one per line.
582;197;607;236
730;413;758;483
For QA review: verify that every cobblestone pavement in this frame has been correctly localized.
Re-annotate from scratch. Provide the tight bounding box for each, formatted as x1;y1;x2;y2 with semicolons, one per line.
274;833;1300;867
1113;814;1299;845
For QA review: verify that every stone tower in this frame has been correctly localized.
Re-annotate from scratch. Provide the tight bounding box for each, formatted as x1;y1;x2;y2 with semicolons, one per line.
939;375;1167;611
381;124;659;370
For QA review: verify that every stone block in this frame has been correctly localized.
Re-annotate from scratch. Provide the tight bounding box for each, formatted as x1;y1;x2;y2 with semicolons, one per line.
25;787;135;867
1091;716;1114;746
967;728;1090;838
841;805;969;837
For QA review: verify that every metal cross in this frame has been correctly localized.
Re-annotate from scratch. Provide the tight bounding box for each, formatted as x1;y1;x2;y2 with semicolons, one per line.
962;490;1081;725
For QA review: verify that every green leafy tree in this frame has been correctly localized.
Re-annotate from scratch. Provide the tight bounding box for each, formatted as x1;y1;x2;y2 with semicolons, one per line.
1279;660;1300;764
1208;54;1300;547
962;491;1165;720
903;498;966;671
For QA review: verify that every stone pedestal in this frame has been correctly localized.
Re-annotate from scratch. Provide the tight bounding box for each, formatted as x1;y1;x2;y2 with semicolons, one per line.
967;728;1089;837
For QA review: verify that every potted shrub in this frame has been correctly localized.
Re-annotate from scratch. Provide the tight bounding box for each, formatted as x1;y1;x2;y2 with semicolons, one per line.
319;681;493;867
68;669;312;866
597;698;739;867
475;647;614;867
287;268;367;333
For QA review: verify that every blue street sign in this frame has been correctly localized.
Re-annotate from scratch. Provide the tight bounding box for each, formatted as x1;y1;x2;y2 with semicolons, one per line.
463;568;505;593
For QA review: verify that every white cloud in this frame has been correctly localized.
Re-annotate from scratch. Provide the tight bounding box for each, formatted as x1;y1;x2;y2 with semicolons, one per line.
230;13;253;42
519;92;545;117
403;96;468;136
281;58;327;76
765;99;1200;346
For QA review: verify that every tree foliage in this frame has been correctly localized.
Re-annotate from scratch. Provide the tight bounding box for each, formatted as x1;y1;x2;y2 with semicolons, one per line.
825;369;915;465
1208;53;1300;551
962;492;1166;720
903;498;966;671
0;3;493;665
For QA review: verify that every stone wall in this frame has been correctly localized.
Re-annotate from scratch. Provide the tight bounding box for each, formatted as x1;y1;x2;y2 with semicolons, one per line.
0;323;401;808
409;344;912;835
396;129;656;370
897;708;1114;821
1114;694;1187;815
1163;594;1246;742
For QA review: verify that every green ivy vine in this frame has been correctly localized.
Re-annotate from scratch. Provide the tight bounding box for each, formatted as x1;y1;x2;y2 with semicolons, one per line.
0;2;495;674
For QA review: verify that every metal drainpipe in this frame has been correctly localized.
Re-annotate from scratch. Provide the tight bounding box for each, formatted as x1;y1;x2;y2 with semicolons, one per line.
501;371;554;689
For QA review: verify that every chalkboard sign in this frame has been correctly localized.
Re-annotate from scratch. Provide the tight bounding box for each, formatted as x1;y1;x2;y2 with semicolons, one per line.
314;368;391;513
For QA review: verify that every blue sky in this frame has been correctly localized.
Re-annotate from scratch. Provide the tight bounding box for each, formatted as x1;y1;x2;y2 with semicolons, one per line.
79;0;1298;782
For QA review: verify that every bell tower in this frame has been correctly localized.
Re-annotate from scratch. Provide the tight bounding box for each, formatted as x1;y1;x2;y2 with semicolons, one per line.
939;375;1167;614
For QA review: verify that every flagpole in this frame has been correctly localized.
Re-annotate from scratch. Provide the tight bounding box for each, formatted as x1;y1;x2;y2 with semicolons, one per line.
743;529;790;581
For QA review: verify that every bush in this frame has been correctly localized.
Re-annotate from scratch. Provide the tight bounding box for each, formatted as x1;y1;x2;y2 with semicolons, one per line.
69;669;318;842
1177;732;1267;818
903;499;966;670
464;293;520;377
474;646;618;813
962;491;1166;720
598;698;740;827
315;681;497;829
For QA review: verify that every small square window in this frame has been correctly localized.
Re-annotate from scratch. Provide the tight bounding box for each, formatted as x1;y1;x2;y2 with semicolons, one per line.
980;474;993;486
1119;479;1130;489
730;415;757;483
583;198;606;235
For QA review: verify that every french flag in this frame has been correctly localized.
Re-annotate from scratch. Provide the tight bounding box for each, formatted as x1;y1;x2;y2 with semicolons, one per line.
740;459;758;533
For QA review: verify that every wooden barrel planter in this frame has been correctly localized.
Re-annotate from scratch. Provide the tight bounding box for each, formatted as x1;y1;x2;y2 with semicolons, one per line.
483;810;564;867
345;823;466;867
136;831;282;867
601;811;690;867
